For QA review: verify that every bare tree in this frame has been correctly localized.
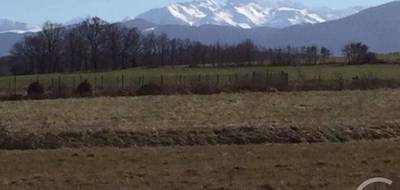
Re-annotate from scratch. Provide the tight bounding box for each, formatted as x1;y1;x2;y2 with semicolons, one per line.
103;24;123;69
121;28;141;68
39;21;64;72
79;17;107;70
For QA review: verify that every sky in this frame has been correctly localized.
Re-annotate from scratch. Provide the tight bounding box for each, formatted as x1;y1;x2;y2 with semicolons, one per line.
0;0;395;25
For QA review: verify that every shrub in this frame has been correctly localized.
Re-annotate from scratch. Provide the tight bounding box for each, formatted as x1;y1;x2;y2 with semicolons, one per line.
27;82;45;98
190;82;221;95
76;80;92;97
136;83;166;96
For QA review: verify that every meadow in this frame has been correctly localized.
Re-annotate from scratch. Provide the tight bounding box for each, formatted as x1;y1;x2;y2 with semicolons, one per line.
1;64;400;96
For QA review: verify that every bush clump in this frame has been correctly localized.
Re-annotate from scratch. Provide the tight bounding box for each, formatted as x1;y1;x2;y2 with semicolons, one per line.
136;83;166;96
190;82;221;95
27;82;45;98
76;80;92;97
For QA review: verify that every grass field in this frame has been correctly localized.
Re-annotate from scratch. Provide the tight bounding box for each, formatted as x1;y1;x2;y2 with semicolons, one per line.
1;88;400;189
1;89;400;133
0;139;399;190
1;64;400;95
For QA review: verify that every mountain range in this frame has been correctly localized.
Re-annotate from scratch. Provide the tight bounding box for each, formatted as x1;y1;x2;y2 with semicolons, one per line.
137;0;364;28
1;0;400;57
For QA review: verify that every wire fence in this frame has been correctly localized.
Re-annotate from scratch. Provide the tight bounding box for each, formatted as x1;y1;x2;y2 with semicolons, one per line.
2;69;400;100
0;71;289;98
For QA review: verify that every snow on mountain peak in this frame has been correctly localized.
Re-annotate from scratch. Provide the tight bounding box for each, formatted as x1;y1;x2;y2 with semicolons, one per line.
136;0;365;29
0;18;40;34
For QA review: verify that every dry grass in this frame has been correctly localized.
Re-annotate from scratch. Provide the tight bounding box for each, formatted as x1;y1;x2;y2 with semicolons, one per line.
1;89;400;189
0;140;400;190
1;89;400;134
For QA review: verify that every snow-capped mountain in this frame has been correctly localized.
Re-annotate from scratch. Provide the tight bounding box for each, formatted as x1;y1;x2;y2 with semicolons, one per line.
136;0;364;28
0;18;40;34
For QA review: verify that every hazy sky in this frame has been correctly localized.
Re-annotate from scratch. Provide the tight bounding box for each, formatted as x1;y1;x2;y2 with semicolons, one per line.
0;0;395;24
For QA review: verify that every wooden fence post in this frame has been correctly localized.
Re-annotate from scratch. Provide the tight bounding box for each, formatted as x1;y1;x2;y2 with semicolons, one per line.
94;77;97;95
58;76;61;96
235;73;239;83
121;74;125;89
116;76;120;89
101;75;104;89
8;79;11;96
73;77;76;90
50;78;54;91
14;75;17;96
280;71;289;90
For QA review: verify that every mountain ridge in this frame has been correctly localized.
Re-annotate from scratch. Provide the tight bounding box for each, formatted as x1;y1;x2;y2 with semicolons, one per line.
136;0;364;28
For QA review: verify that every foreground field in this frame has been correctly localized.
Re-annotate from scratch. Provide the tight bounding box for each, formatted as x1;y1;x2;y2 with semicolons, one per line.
0;140;399;190
1;89;400;133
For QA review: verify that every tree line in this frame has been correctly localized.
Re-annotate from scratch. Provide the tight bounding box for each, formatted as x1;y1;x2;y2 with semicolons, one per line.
5;17;377;75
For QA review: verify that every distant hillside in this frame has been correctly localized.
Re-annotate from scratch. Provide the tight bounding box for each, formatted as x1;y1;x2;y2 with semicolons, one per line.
0;32;24;57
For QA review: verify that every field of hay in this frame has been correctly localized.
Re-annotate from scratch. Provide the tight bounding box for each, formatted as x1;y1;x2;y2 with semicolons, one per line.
1;89;400;189
1;89;400;133
0;140;399;190
0;89;400;149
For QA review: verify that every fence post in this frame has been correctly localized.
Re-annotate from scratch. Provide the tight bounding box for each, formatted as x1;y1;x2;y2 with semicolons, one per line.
116;76;120;89
122;74;125;89
73;77;76;90
51;78;54;91
101;75;104;89
8;78;11;96
235;73;239;83
94;77;97;96
160;75;164;85
58;76;61;97
280;71;289;90
14;75;17;96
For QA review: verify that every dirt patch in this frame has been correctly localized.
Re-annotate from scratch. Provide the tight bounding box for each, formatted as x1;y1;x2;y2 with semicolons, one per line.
1;124;400;150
